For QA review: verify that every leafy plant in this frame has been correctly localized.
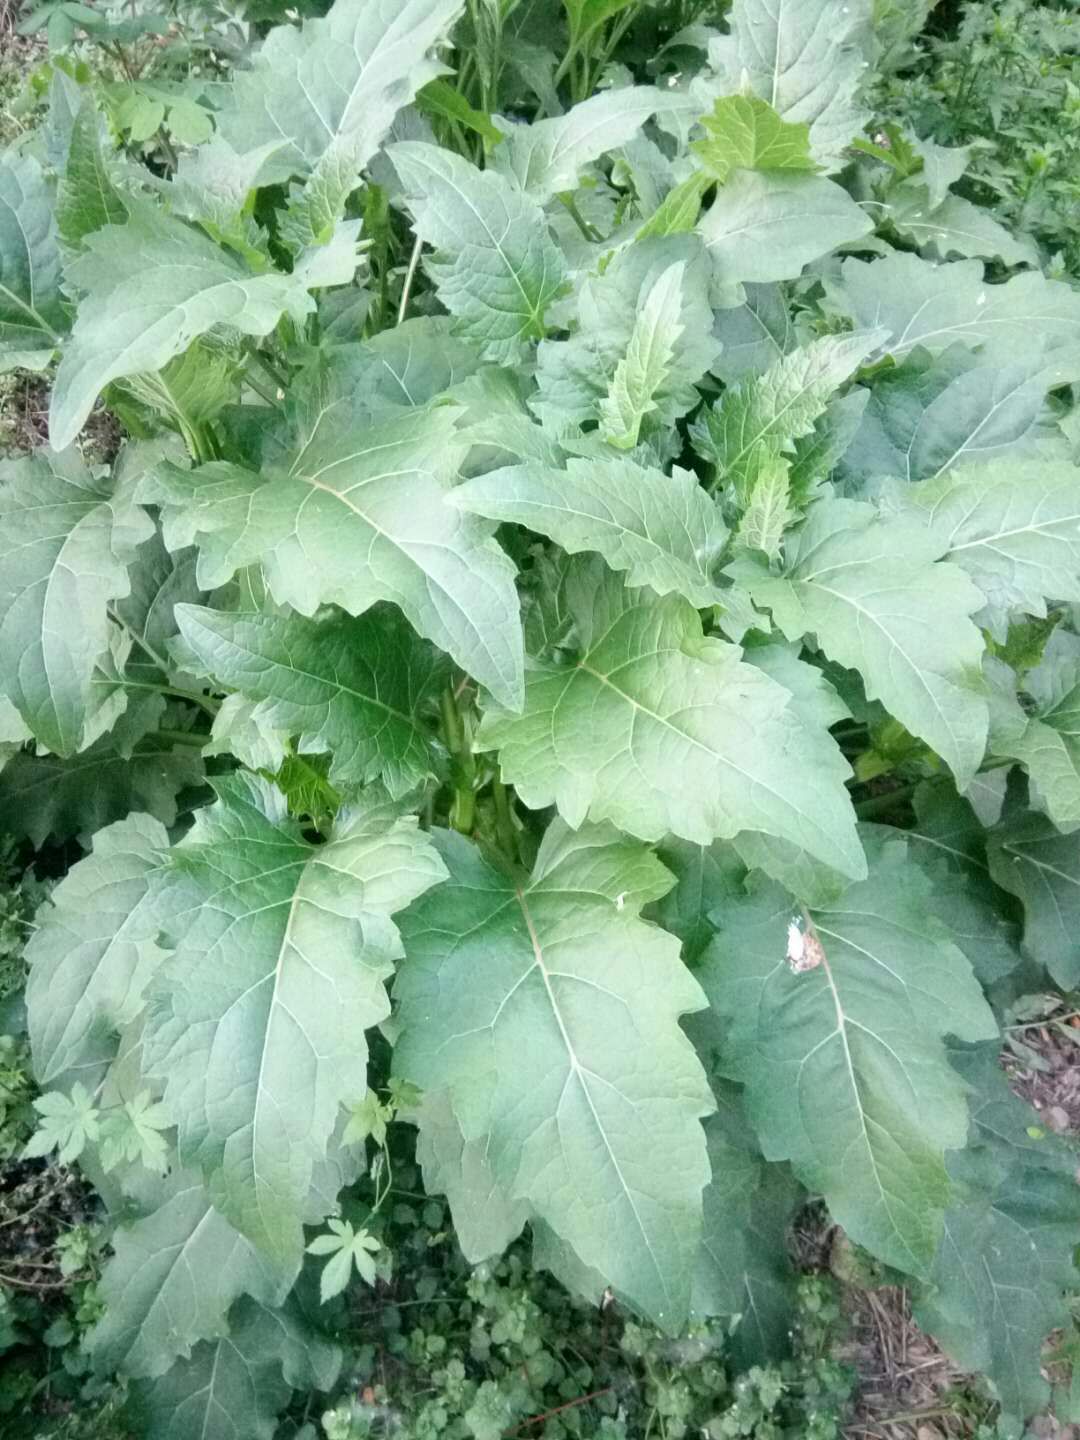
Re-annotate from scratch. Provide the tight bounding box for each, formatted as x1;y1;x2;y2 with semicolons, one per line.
2;0;1080;1435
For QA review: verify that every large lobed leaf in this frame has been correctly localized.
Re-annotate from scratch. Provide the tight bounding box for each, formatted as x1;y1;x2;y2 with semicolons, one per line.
0;447;153;756
142;774;445;1262
721;0;872;168
733;498;990;785
914;1044;1080;1426
453;454;728;608
391;142;567;361
144;404;524;710
0;150;66;371
176;603;448;798
699;837;997;1275
394;820;713;1330
215;0;463;188
49;211;314;450
478;557;864;879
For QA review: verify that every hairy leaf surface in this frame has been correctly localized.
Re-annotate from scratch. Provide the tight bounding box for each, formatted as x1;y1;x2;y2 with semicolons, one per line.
90;1170;296;1378
27;814;170;1091
698;171;872;283
723;0;871;167
0;150;66;371
50;212;313;450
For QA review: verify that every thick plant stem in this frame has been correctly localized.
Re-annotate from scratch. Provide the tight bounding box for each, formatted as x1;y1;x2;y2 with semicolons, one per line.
440;686;477;835
853;782;917;820
398;235;424;324
492;778;518;863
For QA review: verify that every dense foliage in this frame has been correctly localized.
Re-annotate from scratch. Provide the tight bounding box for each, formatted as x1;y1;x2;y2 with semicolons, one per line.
2;0;1080;1435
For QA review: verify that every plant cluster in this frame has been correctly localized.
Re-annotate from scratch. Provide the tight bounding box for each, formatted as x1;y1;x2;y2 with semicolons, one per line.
874;0;1080;273
1;0;1080;1436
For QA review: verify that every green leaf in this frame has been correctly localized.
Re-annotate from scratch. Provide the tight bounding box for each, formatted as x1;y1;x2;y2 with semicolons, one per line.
410;1088;529;1262
215;0;463;188
0;150;66;371
644;839;747;969
308;317;481;424
0;722;205;847
532;235;718;440
698;837;997;1275
494;86;667;202
306;1218;380;1300
690;1089;802;1366
0;446;154;755
692;95;816;181
391;142;567;360
888;184;1040;268
723;0;871;168
478;558;864;878
733;499;990;786
56;96;127;249
903;455;1080;621
127;1295;339;1440
142;774;445;1262
997;634;1080;833
175;604;447;798
0;696;30;773
24;1082;99;1165
839;343;1063;489
826;251;1080;361
49;211;314;451
561;0;635;50
452;454;728;607
98;1090;171;1174
90;1170;296;1378
987;811;1080;989
416;78;503;148
914;1044;1080;1427
898;781;1021;987
394;820;713;1330
735;451;795;559
144;405;524;711
634;172;711;241
698;170;872;285
26;813;170;1092
691;331;882;503
114;531;207;676
596;260;688;449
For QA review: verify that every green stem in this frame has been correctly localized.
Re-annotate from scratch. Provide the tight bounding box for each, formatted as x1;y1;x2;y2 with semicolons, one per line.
243;362;283;408
398;234;423;324
559;192;603;242
492;778;518;863
179;417;220;465
154;728;210;747
440;686;476;835
107;606;170;673
853;782;917;820
119;678;220;716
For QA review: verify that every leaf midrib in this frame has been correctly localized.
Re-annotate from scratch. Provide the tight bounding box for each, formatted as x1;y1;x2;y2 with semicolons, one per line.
512;883;671;1312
